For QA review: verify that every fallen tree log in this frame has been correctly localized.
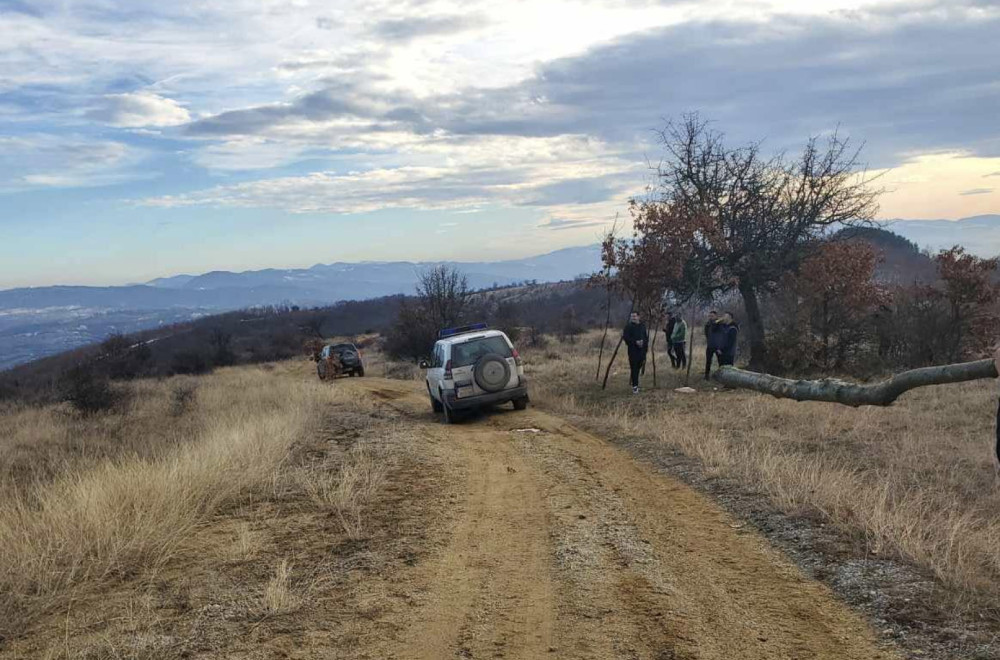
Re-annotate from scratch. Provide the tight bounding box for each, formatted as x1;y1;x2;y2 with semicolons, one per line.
713;359;998;407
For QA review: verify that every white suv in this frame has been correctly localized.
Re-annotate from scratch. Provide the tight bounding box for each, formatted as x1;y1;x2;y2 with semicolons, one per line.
420;323;528;423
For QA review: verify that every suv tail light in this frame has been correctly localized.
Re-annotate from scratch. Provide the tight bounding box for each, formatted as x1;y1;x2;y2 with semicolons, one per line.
444;359;453;381
512;348;522;367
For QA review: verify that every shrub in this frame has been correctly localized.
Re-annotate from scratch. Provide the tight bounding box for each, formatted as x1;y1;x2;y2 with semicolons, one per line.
524;326;549;348
171;351;213;376
170;382;198;416
556;306;584;343
63;365;126;415
0;377;17;402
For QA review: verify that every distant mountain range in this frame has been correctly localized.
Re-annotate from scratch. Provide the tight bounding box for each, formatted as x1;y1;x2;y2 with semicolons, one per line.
0;246;602;370
2;245;602;313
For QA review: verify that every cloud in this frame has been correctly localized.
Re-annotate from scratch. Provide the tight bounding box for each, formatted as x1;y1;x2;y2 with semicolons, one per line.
985;171;1000;177
959;187;993;195
371;14;488;42
88;92;190;128
0;134;141;189
191;137;312;171
6;0;1000;229
183;81;421;137
522;177;622;206
538;217;608;231
473;5;1000;163
179;3;1000;171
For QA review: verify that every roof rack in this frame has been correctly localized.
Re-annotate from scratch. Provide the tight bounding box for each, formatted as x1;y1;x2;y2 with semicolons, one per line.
438;322;489;339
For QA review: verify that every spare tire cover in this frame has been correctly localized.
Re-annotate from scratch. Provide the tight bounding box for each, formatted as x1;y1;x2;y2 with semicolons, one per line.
474;353;511;393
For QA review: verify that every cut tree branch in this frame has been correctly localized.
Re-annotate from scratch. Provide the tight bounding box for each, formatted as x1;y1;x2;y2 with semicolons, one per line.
713;359;998;407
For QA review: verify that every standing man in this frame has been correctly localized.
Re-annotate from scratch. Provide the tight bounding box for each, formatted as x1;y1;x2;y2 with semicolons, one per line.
670;312;688;370
718;312;740;367
703;310;720;379
664;312;678;368
623;311;649;394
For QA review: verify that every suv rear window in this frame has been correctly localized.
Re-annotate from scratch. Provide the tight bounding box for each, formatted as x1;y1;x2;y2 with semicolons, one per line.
451;336;512;367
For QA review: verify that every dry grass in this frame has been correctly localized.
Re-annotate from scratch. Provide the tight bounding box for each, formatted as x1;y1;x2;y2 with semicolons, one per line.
0;363;344;640
526;330;1000;616
301;436;392;539
261;559;301;615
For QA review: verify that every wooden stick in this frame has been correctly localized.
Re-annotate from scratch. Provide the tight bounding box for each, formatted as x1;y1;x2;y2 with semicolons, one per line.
595;277;612;381
713;359;998;407
602;337;624;390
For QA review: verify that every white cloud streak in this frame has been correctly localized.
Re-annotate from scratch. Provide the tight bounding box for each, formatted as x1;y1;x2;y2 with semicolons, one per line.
89;92;190;127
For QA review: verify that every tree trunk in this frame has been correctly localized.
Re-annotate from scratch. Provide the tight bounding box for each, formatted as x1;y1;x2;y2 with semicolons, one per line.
649;330;657;388
685;322;695;386
738;280;768;372
713;359;998;407
602;337;624;390
595;270;613;380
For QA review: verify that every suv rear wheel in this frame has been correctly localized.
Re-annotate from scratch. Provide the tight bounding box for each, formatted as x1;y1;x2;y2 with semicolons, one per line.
440;389;454;424
513;395;529;411
428;385;443;412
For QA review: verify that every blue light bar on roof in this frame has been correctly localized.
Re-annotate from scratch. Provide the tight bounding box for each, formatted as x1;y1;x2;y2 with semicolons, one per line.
438;322;489;339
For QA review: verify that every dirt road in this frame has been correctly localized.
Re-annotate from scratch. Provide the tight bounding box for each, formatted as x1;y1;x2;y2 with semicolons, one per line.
347;377;898;660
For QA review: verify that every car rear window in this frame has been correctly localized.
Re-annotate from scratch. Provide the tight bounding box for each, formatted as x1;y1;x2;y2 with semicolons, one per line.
451;336;512;367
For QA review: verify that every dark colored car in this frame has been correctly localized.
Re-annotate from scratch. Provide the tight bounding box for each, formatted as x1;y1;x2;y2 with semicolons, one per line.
317;342;365;380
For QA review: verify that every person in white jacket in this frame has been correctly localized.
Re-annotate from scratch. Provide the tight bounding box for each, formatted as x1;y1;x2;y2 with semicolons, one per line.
669;313;688;370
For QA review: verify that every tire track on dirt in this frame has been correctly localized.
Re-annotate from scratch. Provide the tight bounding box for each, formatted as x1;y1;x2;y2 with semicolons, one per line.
346;377;900;660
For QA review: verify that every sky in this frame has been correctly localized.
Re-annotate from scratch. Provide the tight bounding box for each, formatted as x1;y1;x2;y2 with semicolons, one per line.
1;0;999;288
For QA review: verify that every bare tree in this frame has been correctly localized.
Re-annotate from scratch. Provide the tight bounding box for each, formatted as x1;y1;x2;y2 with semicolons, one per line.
417;265;470;330
385;265;471;359
653;114;882;371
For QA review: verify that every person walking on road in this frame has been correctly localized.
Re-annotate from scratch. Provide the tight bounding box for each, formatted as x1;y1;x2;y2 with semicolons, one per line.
718;312;740;367
664;312;678;369
623;311;649;395
670;313;688;370
704;310;721;379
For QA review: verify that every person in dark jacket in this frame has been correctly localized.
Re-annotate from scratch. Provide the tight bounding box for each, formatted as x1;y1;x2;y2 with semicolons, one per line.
703;310;720;379
664;312;678;368
718;312;739;366
622;311;649;394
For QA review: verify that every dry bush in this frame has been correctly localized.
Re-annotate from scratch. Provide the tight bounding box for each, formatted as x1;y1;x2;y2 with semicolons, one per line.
526;331;1000;615
62;364;130;415
169;380;198;416
0;364;340;639
383;360;421;381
